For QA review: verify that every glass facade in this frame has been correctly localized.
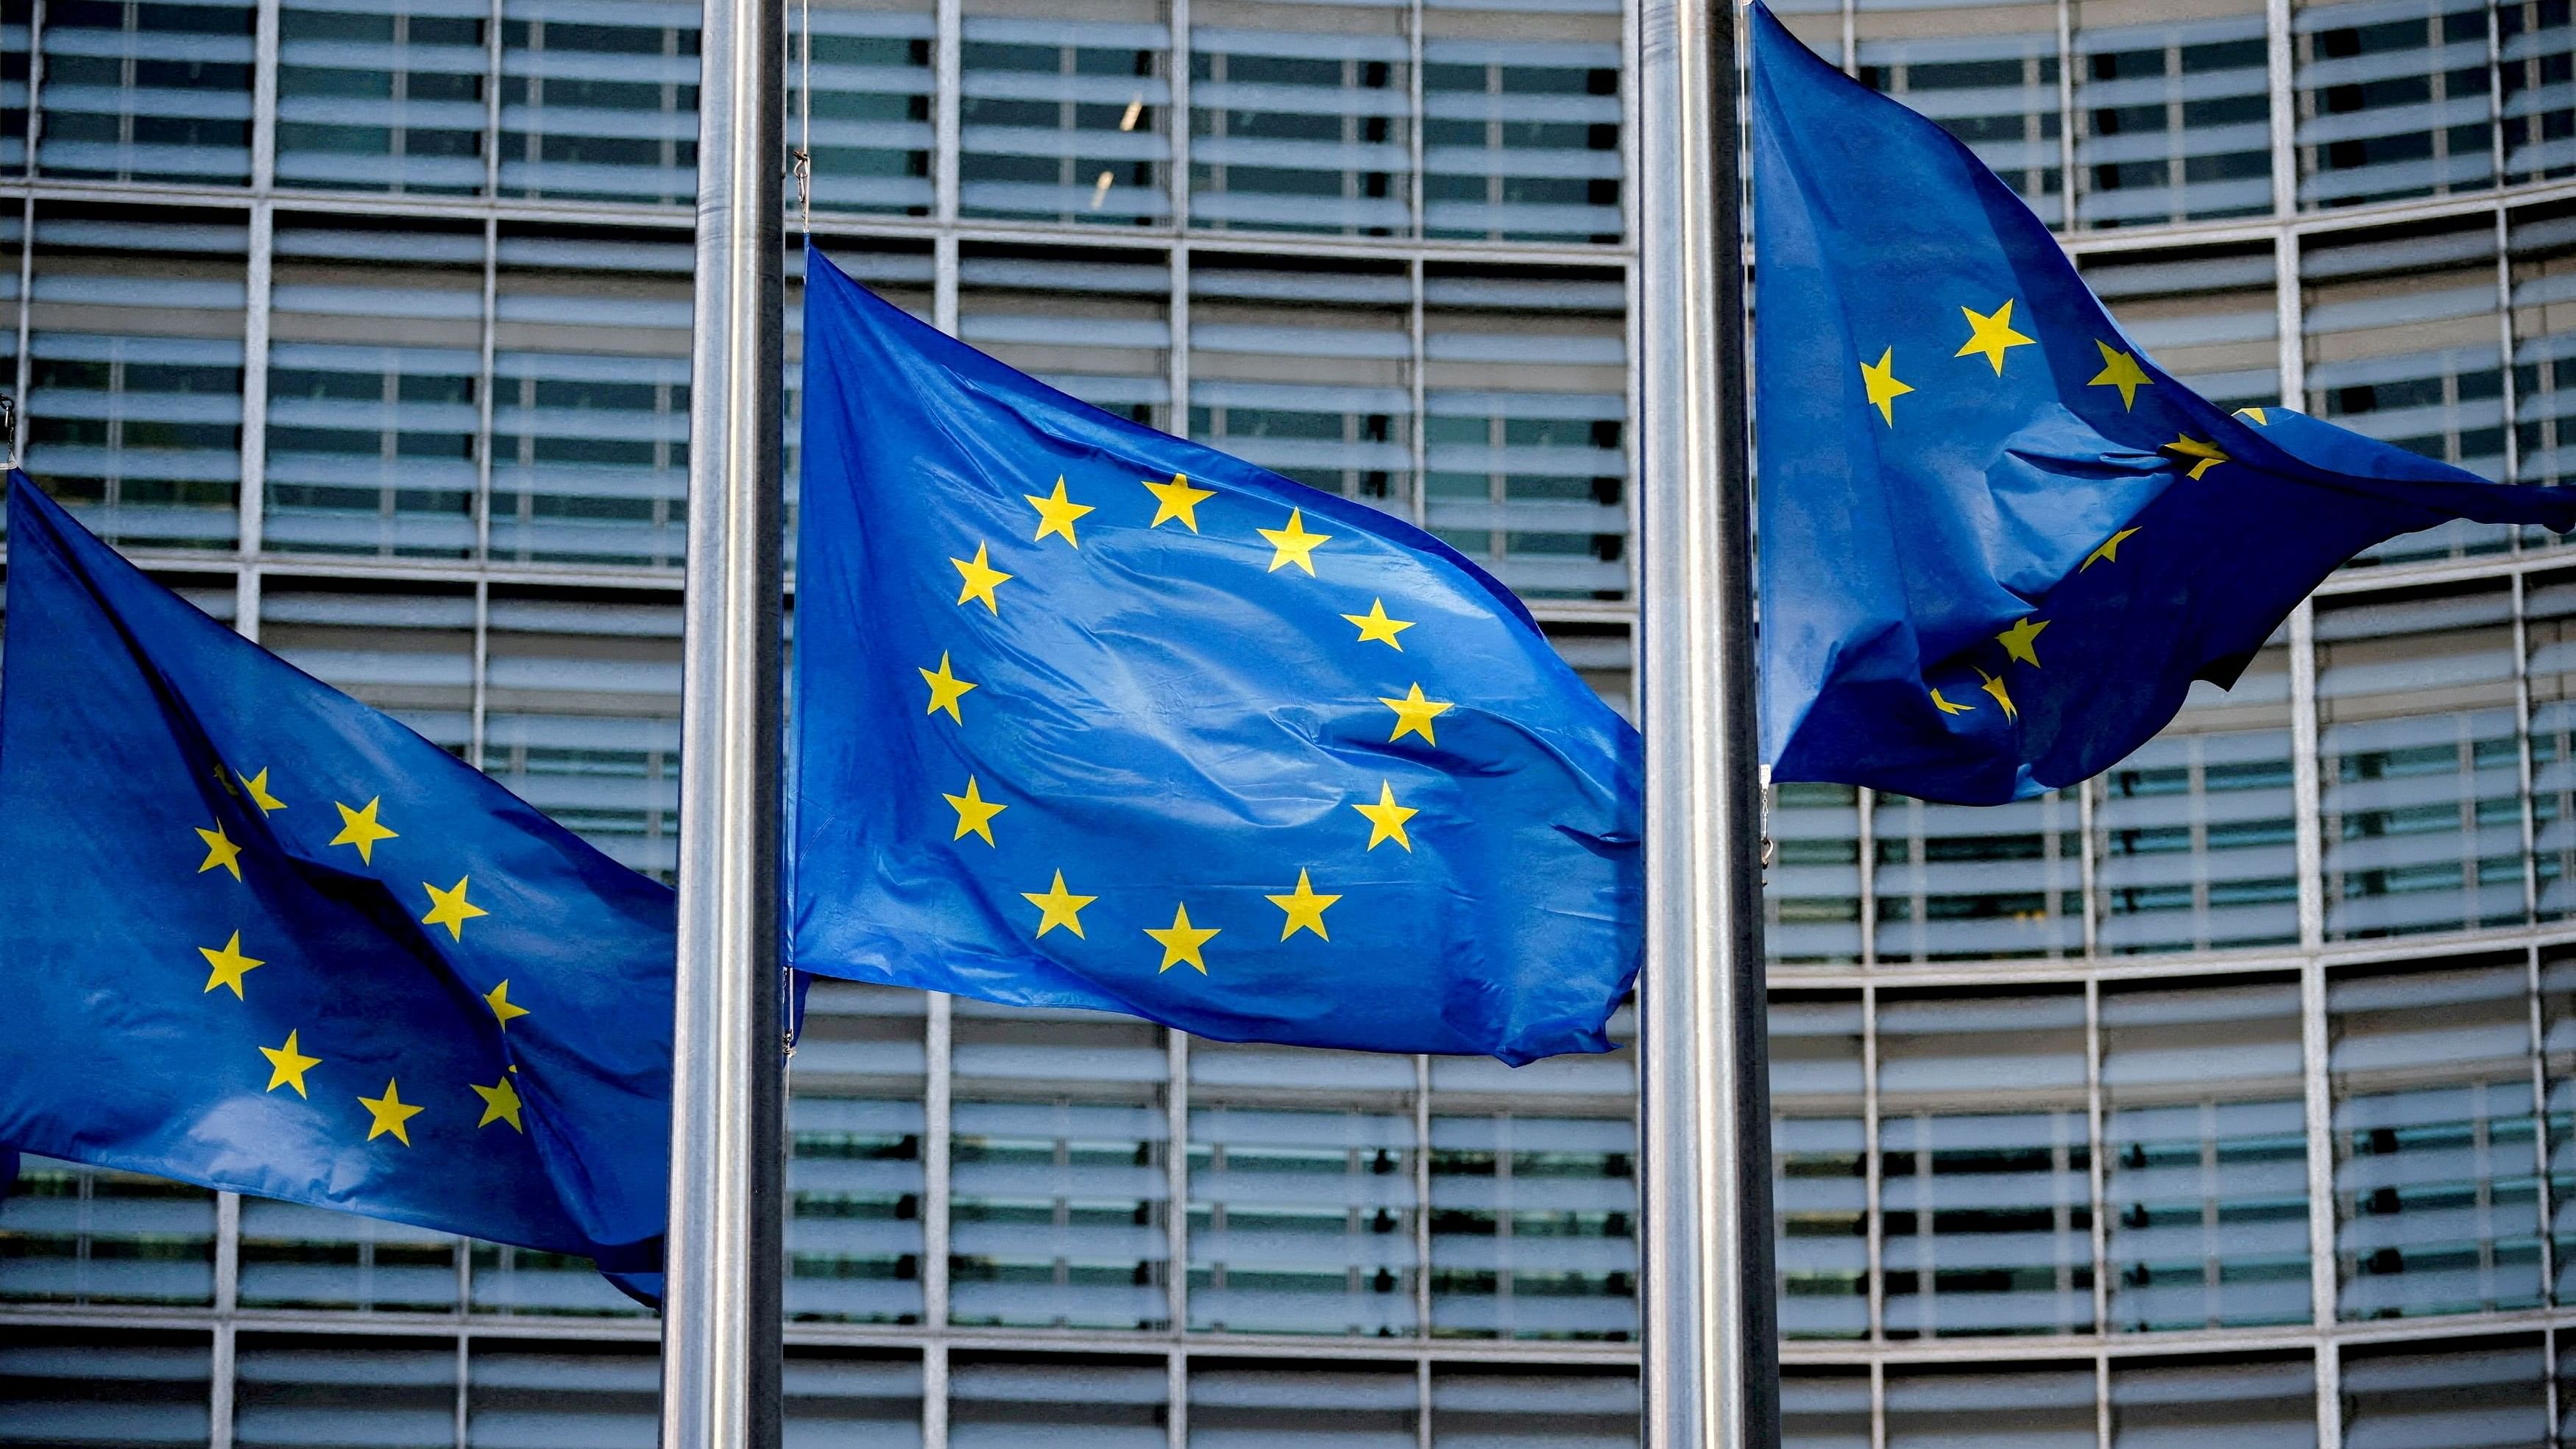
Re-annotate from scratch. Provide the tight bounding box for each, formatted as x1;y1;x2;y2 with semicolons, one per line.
15;0;2576;1444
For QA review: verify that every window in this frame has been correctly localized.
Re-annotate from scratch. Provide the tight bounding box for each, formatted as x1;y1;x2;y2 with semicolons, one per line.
1191;1042;1415;1337
2294;0;2494;208
1190;7;1409;238
1876;989;2095;1337
2102;977;2310;1331
959;6;1170;227
2316;584;2527;940
2072;0;2272;227
2303;218;2510;567
1423;263;1627;601
276;0;489;194
2329;959;2545;1319
787;981;928;1325
1421;2;1621;245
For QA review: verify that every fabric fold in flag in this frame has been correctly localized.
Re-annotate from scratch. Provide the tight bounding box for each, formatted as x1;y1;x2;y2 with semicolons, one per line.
0;475;673;1290
790;244;1641;1065
1749;2;2576;806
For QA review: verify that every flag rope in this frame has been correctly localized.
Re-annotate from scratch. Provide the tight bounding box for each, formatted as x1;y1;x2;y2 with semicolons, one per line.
794;0;813;236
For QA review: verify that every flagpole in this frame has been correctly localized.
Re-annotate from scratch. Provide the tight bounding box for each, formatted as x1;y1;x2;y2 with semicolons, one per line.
664;0;786;1431
1634;0;1777;1445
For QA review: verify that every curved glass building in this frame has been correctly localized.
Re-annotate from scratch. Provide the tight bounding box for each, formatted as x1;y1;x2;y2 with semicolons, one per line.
0;0;2572;1444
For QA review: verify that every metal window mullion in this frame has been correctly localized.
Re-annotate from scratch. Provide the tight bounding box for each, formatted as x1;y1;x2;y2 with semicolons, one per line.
2054;0;2076;233
475;216;497;561
1857;787;1876;970
925;992;953;1334
2284;227;2323;956
1406;0;1423;241
470;579;489;768
1862;980;1883;1343
209;1317;236;1449
2078;778;2099;959
1412;1052;1432;1342
2489;0;2508;185
21;0;45;185
1168;0;1189;235
2302;958;2343;1449
1839;0;1854;73
2094;1350;2110;1449
236;202;272;563
1170;242;1188;439
1167;1029;1188;1339
2267;0;2296;219
210;1182;239;1449
13;192;33;467
1415;1350;1432;1449
934;0;960;225
1868;1356;1884;1449
1409;254;1427;530
935;233;958;336
252;0;280;192
453;1333;468;1449
2530;942;2558;1314
2085;978;2109;1340
2524;570;2544;925
924;1340;949;1449
483;0;504;198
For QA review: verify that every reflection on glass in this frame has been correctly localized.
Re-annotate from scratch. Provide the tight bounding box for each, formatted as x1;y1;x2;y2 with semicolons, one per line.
2330;962;2545;1320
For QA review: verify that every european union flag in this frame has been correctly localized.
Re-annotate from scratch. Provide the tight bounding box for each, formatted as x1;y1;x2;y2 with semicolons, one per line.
790;245;1640;1063
1751;4;2576;805
0;475;673;1284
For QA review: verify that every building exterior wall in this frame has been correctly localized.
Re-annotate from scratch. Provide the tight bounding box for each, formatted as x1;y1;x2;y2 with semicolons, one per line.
7;0;2576;1444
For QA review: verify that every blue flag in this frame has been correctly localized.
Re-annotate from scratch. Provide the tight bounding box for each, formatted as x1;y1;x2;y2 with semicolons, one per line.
790;244;1640;1063
0;475;673;1284
1751;4;2576;805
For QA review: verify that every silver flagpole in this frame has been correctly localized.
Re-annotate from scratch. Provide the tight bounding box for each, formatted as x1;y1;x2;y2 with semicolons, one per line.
1634;0;1777;1445
663;0;786;1431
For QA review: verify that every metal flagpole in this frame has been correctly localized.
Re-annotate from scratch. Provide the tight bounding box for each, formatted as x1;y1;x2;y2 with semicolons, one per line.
1634;0;1777;1444
663;0;786;1430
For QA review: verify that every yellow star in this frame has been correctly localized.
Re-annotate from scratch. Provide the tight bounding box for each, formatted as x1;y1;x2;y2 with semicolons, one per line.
330;797;398;865
196;822;243;881
258;1029;320;1098
2235;407;2270;425
950;542;1014;614
1265;869;1342;941
358;1079;424;1145
2082;528;2140;570
2162;435;2229;481
1860;347;1913;426
198;931;264;999
919;652;978;725
1342;598;1415;650
1995;615;2049;667
1025;477;1096;547
1259;509;1332;575
1953;300;2035;375
484;979;529;1030
420;876;489;940
238;768;286;814
1352;781;1419;851
1977;668;2019;723
943;775;1008;846
2087;341;2152;410
1930;689;1974;716
471;1074;525;1132
1021;870;1097;939
1379;683;1455;745
1144;903;1220;974
1143;472;1217;531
